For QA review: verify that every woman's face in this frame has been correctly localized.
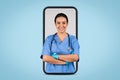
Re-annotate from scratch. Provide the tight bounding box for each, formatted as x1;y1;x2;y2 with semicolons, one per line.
55;17;68;33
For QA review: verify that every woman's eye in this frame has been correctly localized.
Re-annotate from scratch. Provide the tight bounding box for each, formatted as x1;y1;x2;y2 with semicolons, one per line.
62;22;65;24
57;22;60;24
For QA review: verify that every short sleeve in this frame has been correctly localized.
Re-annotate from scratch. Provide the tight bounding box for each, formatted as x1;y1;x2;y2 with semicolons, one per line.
71;36;80;56
40;35;52;59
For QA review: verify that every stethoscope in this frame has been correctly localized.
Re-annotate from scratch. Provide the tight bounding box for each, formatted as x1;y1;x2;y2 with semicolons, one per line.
50;33;73;54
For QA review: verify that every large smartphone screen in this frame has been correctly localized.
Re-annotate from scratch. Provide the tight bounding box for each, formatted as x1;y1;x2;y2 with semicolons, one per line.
43;6;78;74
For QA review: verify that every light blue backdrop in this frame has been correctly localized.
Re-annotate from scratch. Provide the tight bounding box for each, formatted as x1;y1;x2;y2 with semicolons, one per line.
0;0;120;80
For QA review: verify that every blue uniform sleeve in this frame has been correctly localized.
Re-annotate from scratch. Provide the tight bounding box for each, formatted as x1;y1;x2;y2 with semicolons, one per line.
71;36;80;56
41;35;52;59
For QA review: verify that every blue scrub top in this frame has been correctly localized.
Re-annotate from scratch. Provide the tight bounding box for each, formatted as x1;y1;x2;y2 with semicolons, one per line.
41;34;80;73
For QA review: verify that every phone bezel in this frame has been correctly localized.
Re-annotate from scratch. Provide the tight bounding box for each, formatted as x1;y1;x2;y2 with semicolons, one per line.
43;6;78;75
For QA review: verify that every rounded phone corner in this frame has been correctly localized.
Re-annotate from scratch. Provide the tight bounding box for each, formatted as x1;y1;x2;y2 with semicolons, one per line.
42;62;78;75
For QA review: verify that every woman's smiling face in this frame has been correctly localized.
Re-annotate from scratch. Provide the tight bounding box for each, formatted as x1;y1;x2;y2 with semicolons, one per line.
55;16;68;33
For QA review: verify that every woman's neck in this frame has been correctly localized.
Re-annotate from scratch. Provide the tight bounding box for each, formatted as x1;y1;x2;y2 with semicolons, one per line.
57;32;66;36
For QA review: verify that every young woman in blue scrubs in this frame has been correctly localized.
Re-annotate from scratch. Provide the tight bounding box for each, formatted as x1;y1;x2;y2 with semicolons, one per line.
41;13;80;73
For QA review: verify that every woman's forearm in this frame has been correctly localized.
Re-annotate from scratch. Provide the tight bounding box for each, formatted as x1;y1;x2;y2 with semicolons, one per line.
43;55;66;64
58;54;79;62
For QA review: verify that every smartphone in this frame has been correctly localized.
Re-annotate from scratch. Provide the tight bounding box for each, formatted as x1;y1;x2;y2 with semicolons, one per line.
42;6;78;74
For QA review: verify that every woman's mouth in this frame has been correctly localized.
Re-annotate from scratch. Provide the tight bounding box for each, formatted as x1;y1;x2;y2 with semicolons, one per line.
58;27;65;31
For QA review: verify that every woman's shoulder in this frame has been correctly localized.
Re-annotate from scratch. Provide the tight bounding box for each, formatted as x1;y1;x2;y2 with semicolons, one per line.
69;34;77;39
45;34;55;40
46;35;53;39
69;34;78;42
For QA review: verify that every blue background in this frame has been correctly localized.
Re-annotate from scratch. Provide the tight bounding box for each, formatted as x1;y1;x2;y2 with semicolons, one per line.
0;0;120;80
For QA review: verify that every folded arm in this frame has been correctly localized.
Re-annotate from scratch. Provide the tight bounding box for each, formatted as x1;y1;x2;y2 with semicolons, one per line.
58;54;79;62
42;55;66;65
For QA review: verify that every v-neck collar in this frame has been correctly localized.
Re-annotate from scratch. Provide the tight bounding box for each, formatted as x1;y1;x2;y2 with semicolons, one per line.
55;34;68;43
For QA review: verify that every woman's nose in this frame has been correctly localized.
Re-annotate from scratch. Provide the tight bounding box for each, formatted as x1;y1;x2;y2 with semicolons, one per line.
59;23;64;27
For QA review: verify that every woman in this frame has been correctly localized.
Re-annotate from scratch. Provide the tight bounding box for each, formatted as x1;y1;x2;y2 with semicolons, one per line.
41;13;80;73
